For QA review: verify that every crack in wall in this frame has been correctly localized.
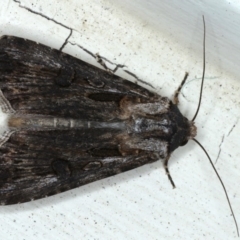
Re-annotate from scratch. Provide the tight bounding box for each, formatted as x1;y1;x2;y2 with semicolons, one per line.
215;135;225;164
180;76;219;101
59;30;72;51
123;70;154;88
13;0;73;51
214;117;239;164
13;0;154;89
68;42;154;88
227;118;239;137
95;53;126;73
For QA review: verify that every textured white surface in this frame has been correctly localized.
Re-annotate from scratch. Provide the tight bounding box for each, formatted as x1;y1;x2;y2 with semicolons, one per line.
0;0;240;239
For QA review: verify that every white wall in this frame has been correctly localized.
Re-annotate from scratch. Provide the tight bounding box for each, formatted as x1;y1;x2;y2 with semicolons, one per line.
0;0;239;239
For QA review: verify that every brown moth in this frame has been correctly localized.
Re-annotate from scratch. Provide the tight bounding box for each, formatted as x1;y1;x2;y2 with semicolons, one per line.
0;16;238;236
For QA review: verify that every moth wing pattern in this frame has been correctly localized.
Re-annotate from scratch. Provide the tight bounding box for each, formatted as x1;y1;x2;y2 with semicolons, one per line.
0;36;175;204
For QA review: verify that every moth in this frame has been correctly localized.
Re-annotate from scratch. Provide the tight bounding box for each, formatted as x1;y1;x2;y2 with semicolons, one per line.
0;17;238;236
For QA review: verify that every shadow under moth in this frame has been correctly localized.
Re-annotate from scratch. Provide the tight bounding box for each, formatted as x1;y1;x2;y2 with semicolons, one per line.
0;17;238;236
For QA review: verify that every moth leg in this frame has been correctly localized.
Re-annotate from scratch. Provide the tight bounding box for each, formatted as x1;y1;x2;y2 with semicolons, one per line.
95;53;126;73
164;155;176;188
173;72;189;105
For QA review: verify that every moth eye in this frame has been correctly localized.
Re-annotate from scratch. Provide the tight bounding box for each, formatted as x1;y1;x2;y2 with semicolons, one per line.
180;140;188;146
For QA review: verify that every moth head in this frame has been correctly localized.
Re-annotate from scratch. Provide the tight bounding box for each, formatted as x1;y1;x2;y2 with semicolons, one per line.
179;120;197;146
168;103;197;152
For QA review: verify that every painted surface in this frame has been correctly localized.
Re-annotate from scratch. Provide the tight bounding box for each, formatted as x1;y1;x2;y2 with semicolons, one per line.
0;0;239;239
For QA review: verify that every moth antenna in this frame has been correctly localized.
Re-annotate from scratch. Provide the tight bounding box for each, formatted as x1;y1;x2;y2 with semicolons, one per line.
192;16;239;236
192;138;239;237
192;15;206;122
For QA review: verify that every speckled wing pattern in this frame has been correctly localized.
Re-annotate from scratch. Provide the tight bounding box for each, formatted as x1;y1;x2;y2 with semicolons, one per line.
0;36;193;204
